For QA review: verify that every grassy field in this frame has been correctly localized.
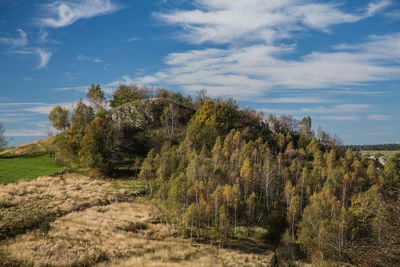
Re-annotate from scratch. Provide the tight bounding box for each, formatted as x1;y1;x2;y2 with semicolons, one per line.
0;174;275;266
0;155;63;184
360;150;399;157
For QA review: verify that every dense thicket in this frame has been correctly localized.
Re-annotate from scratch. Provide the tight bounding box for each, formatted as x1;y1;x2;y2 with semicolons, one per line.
49;85;400;266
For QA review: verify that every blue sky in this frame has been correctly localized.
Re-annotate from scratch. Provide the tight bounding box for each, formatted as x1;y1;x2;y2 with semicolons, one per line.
0;0;399;146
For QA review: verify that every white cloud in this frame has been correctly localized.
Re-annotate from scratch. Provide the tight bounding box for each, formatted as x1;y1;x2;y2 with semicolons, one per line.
258;103;372;119
103;75;136;93
4;128;47;137
255;96;331;104
38;30;49;43
4;47;53;68
367;114;390;120
157;0;390;44
53;86;88;92
37;30;61;44
136;33;400;98
300;104;372;114
385;9;400;20
39;0;122;28
126;36;140;42
0;102;44;107
137;1;398;100
0;29;27;47
319;115;361;121
36;48;52;69
23;102;76;114
77;54;103;63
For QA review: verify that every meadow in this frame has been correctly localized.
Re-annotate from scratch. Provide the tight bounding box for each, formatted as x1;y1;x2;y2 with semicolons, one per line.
360;150;399;157
0;141;277;266
0;155;62;184
0;174;276;266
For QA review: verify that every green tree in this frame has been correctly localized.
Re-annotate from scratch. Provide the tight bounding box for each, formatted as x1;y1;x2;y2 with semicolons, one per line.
161;103;178;138
71;99;94;130
297;188;346;263
86;84;105;111
287;195;301;239
138;149;158;195
110;85;144;107
48;105;70;130
383;152;400;188
79;112;113;172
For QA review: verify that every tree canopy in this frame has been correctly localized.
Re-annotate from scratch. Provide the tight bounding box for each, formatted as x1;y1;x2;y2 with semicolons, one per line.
47;85;400;266
48;105;70;131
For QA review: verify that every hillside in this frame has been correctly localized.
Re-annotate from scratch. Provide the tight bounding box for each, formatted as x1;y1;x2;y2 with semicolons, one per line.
0;85;399;266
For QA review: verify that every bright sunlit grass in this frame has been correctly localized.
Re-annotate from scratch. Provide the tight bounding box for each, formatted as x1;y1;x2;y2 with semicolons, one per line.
0;155;63;184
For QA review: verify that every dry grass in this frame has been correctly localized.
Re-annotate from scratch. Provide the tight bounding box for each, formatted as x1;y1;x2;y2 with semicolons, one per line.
0;173;131;240
0;137;54;157
0;173;274;266
4;198;274;266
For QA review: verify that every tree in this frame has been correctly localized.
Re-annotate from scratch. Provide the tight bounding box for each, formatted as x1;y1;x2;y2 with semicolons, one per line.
161;103;178;138
297;188;346;263
48;105;70;131
383;152;400;188
70;99;94;131
45;123;53;137
86;84;105;111
0;122;7;148
287;195;301;240
79;112;113;172
110;85;144;107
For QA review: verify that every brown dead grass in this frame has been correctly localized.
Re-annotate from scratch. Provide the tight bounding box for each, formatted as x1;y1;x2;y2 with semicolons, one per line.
0;173;131;240
0;173;274;266
4;198;274;267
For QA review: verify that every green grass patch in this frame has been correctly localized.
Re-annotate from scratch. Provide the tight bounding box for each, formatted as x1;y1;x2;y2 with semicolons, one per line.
111;179;147;195
0;155;63;184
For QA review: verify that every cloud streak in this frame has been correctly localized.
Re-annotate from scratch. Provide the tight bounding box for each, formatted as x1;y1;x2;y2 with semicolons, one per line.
136;33;400;98
36;48;52;69
0;29;27;48
77;54;103;63
157;0;390;44
38;0;122;28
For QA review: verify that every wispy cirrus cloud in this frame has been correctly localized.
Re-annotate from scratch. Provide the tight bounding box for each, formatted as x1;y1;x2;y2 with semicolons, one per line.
157;0;390;44
77;54;103;63
126;36;140;42
0;29;27;48
135;0;397;102
319;115;361;121
6;47;52;69
255;96;331;104
36;48;52;68
4;128;47;137
384;9;400;20
367;114;390;120
136;32;400;98
38;0;122;28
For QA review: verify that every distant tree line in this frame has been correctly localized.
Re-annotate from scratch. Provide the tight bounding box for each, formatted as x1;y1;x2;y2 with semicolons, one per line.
344;144;400;151
48;84;400;266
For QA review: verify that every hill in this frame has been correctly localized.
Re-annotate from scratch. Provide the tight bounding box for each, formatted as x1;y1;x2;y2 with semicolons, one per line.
0;85;399;266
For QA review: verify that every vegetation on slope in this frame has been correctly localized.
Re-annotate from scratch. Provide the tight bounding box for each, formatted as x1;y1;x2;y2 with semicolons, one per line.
45;84;400;266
